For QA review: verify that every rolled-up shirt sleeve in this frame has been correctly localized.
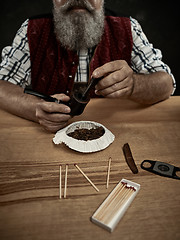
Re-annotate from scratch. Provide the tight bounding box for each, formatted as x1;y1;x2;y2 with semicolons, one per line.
130;17;176;94
0;19;31;88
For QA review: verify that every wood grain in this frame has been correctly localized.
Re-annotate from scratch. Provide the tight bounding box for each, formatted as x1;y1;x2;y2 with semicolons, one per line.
0;97;180;240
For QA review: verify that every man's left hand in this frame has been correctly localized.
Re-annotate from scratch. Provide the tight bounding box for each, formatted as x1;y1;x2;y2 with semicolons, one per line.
92;60;134;98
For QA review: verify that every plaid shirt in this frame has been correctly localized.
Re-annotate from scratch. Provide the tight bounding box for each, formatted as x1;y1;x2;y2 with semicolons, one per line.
0;17;176;93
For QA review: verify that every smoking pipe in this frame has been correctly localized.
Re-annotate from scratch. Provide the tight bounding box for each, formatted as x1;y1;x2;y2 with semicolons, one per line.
24;77;102;116
69;76;103;115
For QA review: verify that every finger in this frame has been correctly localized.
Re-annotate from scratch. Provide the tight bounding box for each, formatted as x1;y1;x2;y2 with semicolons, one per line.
105;86;133;99
36;101;71;114
51;93;70;102
92;60;126;78
95;70;127;91
36;108;71;123
39;118;69;133
96;77;132;97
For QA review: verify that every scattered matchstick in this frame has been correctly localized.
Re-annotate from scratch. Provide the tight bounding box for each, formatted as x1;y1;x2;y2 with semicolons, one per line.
59;165;62;199
74;164;99;192
106;157;112;189
64;164;68;198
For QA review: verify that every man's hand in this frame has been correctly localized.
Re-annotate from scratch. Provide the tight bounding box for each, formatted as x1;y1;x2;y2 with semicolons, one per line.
92;60;134;98
35;94;71;133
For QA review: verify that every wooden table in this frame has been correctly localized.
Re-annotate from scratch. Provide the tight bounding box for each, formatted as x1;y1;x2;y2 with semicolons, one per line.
0;97;180;240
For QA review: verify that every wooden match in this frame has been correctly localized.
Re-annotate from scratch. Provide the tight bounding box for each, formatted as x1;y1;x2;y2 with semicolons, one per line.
103;187;134;225
74;164;99;192
106;157;112;189
59;165;62;199
95;182;126;221
64;164;68;198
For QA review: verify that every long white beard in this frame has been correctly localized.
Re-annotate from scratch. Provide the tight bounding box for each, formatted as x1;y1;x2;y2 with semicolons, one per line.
53;0;105;51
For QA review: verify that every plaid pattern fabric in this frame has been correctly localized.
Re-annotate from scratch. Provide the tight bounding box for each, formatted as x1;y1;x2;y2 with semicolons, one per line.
75;49;93;82
0;17;176;93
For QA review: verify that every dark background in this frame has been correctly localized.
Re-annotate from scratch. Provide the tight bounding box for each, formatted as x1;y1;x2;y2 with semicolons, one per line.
0;0;179;95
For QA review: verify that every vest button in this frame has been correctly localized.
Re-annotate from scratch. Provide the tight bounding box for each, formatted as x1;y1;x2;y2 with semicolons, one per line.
66;90;70;95
72;62;76;65
69;75;73;78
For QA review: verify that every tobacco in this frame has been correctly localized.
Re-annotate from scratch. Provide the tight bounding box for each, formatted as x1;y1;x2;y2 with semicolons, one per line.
67;126;105;141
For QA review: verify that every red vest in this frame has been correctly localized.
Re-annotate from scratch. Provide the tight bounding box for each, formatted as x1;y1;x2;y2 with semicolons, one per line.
27;15;133;97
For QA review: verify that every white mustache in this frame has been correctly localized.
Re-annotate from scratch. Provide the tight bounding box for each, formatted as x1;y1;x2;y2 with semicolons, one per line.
60;0;95;13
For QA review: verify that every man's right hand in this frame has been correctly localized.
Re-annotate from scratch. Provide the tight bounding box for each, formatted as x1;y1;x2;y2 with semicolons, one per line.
35;94;71;133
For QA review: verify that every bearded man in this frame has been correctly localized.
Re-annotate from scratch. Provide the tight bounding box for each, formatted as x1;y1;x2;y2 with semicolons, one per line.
0;0;176;132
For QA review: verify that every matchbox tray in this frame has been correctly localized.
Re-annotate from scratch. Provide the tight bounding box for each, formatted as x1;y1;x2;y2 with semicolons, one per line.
91;179;140;232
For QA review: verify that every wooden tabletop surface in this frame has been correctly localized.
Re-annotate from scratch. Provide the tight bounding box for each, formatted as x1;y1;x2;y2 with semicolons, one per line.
0;97;180;240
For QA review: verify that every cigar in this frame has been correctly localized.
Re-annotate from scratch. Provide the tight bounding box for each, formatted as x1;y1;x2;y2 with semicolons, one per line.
123;143;138;174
